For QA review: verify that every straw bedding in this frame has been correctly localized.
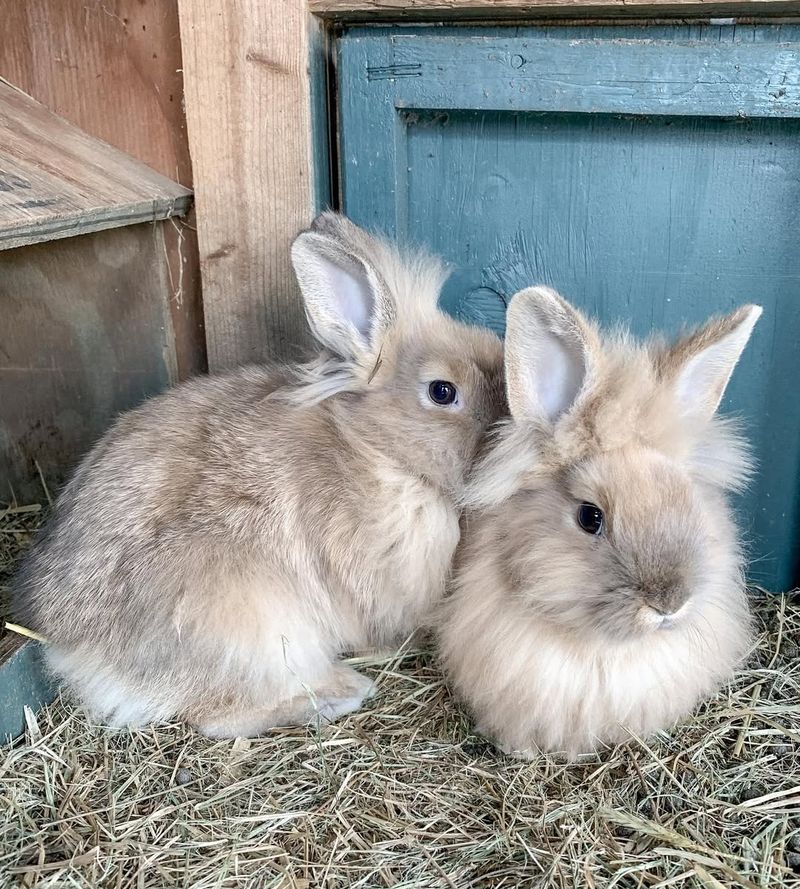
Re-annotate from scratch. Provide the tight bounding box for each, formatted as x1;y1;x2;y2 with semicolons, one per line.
1;504;798;888
0;502;45;623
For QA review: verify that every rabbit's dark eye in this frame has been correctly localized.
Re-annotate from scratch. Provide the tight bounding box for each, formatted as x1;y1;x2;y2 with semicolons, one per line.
428;380;457;406
577;502;604;535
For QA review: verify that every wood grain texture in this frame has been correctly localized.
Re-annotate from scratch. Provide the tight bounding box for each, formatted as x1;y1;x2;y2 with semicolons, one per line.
0;224;177;502
312;0;800;19
0;0;206;378
178;0;320;369
353;33;800;117
0;82;191;249
339;23;800;590
0;639;54;741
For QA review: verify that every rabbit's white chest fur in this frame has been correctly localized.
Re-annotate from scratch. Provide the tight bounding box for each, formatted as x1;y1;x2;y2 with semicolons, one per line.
499;614;738;754
448;583;748;757
356;460;460;643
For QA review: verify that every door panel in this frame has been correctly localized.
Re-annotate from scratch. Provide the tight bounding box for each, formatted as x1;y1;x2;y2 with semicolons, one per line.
338;24;800;590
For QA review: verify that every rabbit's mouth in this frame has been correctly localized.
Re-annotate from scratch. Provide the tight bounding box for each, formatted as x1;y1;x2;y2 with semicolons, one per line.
639;599;692;631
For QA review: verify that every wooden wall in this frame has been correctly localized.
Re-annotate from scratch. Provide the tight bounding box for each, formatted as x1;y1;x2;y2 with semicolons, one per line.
172;0;800;371
0;0;206;379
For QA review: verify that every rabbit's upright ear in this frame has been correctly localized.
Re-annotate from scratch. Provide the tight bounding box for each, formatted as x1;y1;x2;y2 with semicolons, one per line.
664;305;762;421
291;213;395;361
504;286;600;424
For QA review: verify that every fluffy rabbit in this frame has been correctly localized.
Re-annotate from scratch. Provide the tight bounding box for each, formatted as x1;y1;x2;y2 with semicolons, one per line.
440;286;761;757
12;213;504;737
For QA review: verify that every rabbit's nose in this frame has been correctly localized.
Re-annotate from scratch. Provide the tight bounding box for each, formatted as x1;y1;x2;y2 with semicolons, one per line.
635;564;692;615
643;583;692;619
641;598;692;632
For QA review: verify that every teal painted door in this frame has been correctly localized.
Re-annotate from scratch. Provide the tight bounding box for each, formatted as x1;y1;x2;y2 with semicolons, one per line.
337;24;800;591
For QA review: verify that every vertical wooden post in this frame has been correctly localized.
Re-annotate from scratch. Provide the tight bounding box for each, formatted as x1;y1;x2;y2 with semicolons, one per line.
178;0;320;369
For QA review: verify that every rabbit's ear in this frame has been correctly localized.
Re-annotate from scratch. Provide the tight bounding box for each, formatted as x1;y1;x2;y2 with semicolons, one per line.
504;286;599;423
291;214;395;361
665;305;762;420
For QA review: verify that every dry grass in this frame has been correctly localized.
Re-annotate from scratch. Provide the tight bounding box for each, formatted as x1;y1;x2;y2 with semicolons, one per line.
0;509;798;888
0;501;46;622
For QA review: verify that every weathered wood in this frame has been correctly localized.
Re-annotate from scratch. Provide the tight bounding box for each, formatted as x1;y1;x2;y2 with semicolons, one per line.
178;0;322;369
312;0;800;19
338;23;800;590
0;82;192;250
0;224;177;501
0;2;192;185
0;637;54;742
0;1;205;378
353;34;800;117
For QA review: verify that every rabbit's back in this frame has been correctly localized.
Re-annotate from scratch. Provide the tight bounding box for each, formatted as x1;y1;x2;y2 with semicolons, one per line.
13;367;282;633
12;365;370;725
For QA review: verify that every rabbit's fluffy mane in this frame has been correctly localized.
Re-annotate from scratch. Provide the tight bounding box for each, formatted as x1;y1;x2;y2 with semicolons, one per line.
466;329;753;508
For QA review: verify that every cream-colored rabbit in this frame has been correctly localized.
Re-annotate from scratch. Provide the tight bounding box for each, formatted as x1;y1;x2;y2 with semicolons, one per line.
440;286;761;757
12;213;504;737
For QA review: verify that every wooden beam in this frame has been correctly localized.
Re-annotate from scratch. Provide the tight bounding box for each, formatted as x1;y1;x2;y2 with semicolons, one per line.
178;0;320;370
310;0;800;19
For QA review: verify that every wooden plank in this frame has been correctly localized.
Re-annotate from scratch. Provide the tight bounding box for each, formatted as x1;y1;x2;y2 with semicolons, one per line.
313;0;800;19
338;23;800;237
0;637;55;743
178;0;323;369
0;224;177;502
0;82;192;249
353;33;800;117
0;1;206;378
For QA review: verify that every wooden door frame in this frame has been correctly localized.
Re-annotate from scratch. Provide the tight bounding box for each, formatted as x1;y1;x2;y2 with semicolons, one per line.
177;0;800;371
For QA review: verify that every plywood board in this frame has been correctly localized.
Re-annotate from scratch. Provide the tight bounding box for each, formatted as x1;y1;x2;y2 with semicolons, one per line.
0;224;177;502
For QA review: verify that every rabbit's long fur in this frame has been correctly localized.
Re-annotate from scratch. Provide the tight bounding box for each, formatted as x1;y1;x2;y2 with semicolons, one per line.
440;287;761;757
12;214;504;736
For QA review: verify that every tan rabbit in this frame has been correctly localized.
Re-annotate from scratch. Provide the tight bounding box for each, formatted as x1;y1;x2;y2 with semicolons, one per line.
440;286;761;757
12;213;504;737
